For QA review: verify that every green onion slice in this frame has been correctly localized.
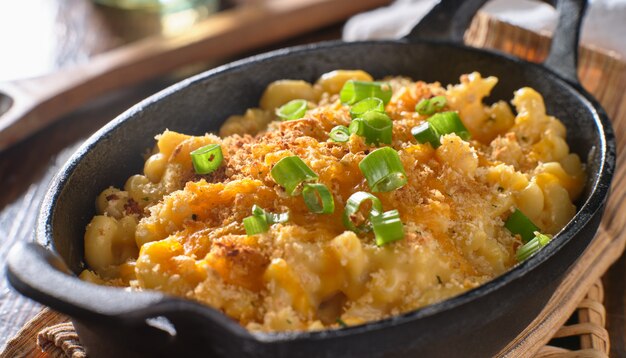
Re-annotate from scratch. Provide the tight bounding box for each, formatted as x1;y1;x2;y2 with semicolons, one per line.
271;156;319;195
244;205;289;236
349;118;364;136
415;96;447;115
505;208;540;243
430;96;446;110
516;233;552;261
428;111;471;140
302;183;335;214
190;144;223;175
411;122;440;148
243;215;269;236
252;204;289;225
350;97;385;119
349;112;393;146
359;147;407;192
276;99;308;121
340;80;392;105
411;111;471;147
371;209;404;246
329;125;350;142
343;191;383;234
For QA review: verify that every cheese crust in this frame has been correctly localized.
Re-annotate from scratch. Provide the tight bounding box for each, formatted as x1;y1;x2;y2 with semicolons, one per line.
81;70;585;332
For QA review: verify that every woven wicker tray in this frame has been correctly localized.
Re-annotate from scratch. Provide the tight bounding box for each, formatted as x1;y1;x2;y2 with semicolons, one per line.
465;12;626;358
1;12;624;358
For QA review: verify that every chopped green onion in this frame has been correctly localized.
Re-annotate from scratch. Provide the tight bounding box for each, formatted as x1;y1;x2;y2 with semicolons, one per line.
243;215;269;235
428;111;471;140
415;96;447;115
411;111;471;147
349;112;393;146
276;99;308;121
252;204;289;225
329;125;350;142
340;80;392;105
190;144;223;175
349;118;364;135
430;96;446;109
350;97;385;119
336;318;348;328
411;122;440;148
371;209;404;246
302;183;335;214
343;191;383;234
251;204;265;217
271;156;318;195
516;233;552;261
505;208;540;243
359;147;407;192
244;205;289;236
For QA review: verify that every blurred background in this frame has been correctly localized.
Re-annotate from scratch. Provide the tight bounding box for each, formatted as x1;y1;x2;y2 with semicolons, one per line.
0;0;223;82
1;0;623;83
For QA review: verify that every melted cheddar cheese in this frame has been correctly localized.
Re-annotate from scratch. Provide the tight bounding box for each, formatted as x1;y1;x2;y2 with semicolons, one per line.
81;71;585;332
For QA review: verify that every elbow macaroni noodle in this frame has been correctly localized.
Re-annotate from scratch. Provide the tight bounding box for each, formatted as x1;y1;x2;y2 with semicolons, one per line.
82;70;585;332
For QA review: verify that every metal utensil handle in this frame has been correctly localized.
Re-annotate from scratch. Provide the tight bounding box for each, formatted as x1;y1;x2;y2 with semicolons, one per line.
404;0;587;85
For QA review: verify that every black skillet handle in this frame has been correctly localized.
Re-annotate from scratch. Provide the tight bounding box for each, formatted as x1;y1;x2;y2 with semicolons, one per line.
404;0;489;43
404;0;587;85
543;0;587;85
6;241;251;349
6;242;164;321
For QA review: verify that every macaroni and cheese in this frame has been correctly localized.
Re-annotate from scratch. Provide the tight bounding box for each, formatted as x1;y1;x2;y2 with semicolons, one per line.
80;70;585;332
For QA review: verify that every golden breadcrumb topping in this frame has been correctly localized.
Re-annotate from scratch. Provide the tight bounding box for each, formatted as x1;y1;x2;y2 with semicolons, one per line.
81;70;585;332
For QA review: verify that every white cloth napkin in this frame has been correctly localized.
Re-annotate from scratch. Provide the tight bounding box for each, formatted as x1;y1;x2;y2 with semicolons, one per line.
343;0;626;59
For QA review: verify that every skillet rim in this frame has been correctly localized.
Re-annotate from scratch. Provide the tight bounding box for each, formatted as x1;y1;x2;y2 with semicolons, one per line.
36;38;616;342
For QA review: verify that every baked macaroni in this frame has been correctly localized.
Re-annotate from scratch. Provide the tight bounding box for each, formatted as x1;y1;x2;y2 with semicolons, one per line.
81;70;585;331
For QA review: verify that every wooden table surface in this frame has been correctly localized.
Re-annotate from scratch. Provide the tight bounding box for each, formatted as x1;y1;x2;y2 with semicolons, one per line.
0;1;624;356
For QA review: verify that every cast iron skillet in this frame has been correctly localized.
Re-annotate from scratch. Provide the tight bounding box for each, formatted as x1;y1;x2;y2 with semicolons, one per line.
6;0;616;357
